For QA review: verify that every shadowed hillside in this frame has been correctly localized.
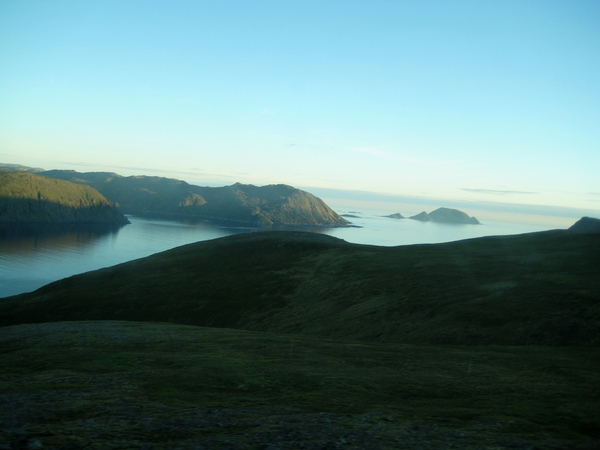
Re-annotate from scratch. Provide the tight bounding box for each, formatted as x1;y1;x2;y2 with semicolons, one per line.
40;170;349;226
2;228;599;346
0;171;129;225
569;216;600;233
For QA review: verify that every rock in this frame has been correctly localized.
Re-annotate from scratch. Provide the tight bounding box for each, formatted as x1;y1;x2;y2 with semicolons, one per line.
382;213;404;219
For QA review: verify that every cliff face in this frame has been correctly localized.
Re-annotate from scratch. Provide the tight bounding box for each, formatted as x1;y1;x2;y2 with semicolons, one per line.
41;171;349;226
196;183;349;226
0;171;129;225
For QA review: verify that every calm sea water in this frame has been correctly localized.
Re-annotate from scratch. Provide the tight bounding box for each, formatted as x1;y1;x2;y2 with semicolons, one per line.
0;210;555;298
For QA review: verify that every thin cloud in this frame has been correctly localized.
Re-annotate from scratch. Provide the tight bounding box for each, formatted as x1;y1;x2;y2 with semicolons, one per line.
352;147;390;157
287;143;337;151
586;193;600;203
351;148;466;166
462;188;538;196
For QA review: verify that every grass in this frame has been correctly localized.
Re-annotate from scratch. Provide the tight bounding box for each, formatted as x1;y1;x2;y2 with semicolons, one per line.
1;321;599;448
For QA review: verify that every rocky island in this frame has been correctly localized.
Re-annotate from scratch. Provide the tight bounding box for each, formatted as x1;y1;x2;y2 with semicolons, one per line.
409;207;480;224
382;212;405;219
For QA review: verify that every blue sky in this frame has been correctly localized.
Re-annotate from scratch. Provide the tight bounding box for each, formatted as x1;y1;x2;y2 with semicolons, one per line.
1;0;599;219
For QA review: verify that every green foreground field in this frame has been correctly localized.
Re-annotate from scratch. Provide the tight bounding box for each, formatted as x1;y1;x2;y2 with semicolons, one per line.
1;321;598;449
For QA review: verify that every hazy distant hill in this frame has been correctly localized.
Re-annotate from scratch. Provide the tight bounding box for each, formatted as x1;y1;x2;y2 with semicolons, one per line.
410;207;480;224
41;170;349;226
382;212;405;219
0;163;44;173
0;171;129;225
2;226;598;346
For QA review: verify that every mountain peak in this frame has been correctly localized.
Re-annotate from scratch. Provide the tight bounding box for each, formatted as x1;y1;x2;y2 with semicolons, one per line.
569;216;600;233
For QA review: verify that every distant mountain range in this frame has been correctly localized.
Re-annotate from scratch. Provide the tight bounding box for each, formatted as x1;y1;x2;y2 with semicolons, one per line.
0;171;129;225
0;165;349;227
0;163;45;173
40;169;349;226
1;164;483;226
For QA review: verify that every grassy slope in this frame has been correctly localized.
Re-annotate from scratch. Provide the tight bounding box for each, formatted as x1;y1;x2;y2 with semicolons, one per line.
0;171;127;224
0;171;110;206
1;230;599;346
1;321;598;448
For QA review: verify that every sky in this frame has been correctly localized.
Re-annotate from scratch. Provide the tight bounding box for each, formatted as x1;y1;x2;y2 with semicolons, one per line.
1;0;599;221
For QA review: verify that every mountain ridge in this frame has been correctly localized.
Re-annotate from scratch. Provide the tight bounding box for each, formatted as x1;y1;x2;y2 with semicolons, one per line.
39;169;349;226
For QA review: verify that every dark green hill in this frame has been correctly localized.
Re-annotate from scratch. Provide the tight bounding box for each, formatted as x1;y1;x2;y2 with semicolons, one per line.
410;207;480;224
569;216;600;233
41;170;349;226
2;228;598;346
0;171;129;225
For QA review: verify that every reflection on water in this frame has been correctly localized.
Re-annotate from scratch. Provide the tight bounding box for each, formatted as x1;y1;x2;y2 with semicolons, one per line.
0;212;554;298
0;223;123;256
0;223;127;298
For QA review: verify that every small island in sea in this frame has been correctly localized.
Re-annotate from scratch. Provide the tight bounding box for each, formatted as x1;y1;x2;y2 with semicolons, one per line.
381;208;479;224
382;212;405;219
409;207;480;224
